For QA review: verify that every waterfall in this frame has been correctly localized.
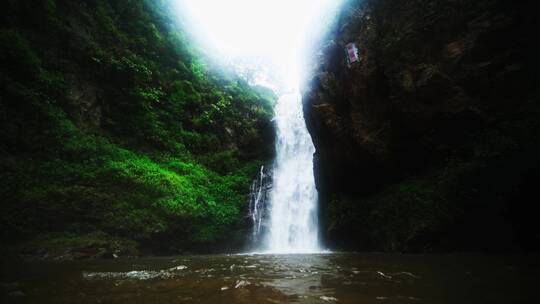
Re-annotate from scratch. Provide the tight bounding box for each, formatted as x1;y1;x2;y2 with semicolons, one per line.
248;166;270;245
264;91;320;253
179;0;342;254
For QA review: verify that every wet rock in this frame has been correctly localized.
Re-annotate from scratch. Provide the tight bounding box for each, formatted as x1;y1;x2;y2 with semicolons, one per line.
169;265;188;271
234;280;250;289
377;271;392;280
320;295;338;302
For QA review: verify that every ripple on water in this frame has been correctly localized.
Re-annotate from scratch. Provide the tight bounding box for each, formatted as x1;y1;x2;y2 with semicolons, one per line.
10;253;537;304
83;265;189;281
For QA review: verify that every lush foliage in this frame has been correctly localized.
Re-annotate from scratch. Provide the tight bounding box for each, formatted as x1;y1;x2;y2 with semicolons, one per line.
0;0;275;254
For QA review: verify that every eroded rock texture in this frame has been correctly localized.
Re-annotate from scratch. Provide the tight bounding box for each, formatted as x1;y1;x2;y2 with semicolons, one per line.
304;0;540;251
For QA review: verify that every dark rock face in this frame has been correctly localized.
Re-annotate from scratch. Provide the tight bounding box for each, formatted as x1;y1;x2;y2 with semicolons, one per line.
304;0;540;251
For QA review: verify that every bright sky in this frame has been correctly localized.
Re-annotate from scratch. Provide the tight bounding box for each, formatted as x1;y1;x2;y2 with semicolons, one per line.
174;0;341;91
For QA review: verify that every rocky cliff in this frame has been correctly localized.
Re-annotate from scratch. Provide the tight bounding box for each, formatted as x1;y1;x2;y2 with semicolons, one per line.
304;0;540;251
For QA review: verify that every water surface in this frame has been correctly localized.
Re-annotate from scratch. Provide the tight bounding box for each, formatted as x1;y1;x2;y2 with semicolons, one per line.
2;253;538;303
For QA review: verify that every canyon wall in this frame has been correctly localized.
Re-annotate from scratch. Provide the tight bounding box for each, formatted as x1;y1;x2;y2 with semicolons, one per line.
304;0;540;251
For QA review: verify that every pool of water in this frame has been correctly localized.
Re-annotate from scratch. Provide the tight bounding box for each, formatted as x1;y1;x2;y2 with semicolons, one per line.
2;253;538;303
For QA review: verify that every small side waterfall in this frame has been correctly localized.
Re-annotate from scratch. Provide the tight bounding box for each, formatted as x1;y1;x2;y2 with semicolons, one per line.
248;166;270;244
264;92;320;253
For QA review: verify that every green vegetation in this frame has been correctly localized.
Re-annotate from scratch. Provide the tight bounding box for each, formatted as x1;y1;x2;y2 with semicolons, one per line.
0;0;275;256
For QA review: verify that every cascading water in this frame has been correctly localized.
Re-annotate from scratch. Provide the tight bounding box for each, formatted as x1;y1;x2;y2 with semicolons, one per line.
176;0;343;254
248;166;270;245
263;91;320;253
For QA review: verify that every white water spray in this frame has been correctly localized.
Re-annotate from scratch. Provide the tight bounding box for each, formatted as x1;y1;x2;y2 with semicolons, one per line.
248;166;267;239
176;0;343;254
264;92;320;253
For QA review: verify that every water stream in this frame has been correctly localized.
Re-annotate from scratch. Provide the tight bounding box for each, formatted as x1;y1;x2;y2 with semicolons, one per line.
248;165;269;243
247;91;321;253
265;92;320;253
